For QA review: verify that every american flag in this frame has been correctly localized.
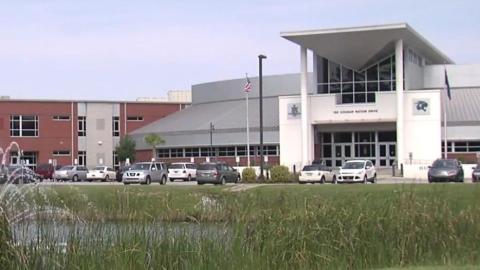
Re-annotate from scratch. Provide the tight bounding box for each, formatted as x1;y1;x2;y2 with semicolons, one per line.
244;74;252;93
444;69;451;100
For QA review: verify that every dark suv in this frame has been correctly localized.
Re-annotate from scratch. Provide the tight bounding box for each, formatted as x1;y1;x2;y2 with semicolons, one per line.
35;164;61;181
196;162;240;185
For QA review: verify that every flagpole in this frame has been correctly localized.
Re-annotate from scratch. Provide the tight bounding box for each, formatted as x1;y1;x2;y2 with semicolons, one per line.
443;88;448;159
246;91;250;167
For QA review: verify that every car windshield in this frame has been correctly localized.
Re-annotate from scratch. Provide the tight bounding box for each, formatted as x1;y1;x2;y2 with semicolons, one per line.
432;160;457;168
198;164;216;170
60;166;74;171
130;163;150;170
342;162;364;170
93;166;105;171
169;164;184;169
302;165;319;171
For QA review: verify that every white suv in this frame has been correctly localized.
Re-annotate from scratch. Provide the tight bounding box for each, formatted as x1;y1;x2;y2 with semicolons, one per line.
337;160;376;184
168;162;197;182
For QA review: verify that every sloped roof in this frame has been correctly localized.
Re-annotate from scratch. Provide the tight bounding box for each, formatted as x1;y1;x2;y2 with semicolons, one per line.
446;88;480;124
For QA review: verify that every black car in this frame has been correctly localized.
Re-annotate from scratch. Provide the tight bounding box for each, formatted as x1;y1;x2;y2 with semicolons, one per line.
472;164;480;182
428;159;464;183
196;162;240;185
116;165;131;182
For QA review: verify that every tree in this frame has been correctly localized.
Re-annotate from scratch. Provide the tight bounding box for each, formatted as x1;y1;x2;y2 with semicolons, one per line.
115;135;136;165
144;133;165;159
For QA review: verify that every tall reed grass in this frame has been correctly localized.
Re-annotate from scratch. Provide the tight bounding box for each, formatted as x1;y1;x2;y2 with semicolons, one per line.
1;184;480;269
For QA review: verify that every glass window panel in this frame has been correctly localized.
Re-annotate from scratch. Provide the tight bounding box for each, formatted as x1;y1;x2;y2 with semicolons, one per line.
322;145;332;158
317;84;329;94
329;62;341;83
354;82;366;92
392;57;396;80
342;83;353;93
342;66;353;82
354;93;366;103
378;131;396;142
236;146;246;156
334;132;351;143
379;81;391;91
322;133;331;144
367;65;378;81
354;71;365;82
379;58;392;81
367;82;378;92
329;83;341;94
342;94;353;104
367;93;376;103
318;57;329;84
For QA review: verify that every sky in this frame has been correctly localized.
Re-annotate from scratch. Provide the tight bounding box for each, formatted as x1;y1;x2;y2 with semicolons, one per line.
0;0;479;101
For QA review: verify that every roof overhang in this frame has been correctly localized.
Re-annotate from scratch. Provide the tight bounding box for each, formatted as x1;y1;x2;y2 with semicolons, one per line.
281;23;454;71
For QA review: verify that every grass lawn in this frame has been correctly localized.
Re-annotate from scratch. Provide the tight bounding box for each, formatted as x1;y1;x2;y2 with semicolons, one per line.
2;183;480;269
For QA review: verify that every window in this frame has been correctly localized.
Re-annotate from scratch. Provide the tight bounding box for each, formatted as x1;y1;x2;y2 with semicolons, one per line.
52;115;70;121
316;55;396;104
444;141;480;153
77;156;84;167
218;147;235;157
10;115;39;137
127;116;144;121
78;116;86;136
262;145;278;155
185;148;200;157
54;150;71;156
170;148;183;158
157;149;170;158
112;116;120;137
200;147;214;157
236;146;247;156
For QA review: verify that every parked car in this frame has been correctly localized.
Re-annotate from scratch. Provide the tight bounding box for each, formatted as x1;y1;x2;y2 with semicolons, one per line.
168;162;197;182
472;164;480;183
87;166;117;182
1;164;40;184
428;159;464;183
122;162;168;185
35;164;62;180
299;164;335;184
116;165;131;182
337;160;376;184
53;165;88;182
196;162;240;185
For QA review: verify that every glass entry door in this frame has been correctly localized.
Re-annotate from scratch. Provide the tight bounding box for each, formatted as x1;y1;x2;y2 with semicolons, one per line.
379;143;396;167
334;144;352;167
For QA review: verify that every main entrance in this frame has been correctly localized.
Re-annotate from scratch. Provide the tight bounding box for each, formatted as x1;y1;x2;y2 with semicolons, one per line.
319;131;396;167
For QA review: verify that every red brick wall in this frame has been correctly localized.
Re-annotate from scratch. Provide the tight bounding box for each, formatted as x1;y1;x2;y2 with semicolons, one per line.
0;101;75;166
449;153;478;164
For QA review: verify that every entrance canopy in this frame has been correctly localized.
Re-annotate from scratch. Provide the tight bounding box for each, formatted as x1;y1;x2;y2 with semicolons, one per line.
281;23;453;71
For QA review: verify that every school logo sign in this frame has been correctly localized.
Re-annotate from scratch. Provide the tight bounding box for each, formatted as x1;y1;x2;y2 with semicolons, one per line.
413;99;430;115
287;103;301;119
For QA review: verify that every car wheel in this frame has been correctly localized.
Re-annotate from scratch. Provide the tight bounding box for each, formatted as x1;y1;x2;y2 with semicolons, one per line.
320;176;326;184
221;177;226;185
371;173;377;184
187;175;192;182
105;175;110;182
123;182;130;185
235;175;240;184
73;175;78;182
145;176;151;185
197;182;204;185
332;175;337;184
160;176;167;185
169;178;174;182
363;175;368;184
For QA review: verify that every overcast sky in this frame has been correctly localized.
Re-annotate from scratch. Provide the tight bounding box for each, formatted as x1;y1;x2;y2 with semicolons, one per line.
0;0;478;101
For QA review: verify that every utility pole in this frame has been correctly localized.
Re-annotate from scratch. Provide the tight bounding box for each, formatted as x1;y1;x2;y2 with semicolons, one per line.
209;122;215;160
258;54;267;180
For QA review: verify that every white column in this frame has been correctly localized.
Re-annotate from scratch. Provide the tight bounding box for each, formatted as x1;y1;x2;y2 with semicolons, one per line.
300;46;309;167
395;39;404;167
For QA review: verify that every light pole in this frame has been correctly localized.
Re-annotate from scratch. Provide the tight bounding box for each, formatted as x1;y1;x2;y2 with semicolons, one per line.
258;54;267;180
209;122;215;160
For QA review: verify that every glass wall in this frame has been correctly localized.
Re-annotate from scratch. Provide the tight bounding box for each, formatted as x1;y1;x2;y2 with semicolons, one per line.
316;55;396;104
156;145;279;159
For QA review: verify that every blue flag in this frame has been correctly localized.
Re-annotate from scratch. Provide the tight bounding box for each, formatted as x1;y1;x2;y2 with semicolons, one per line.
444;69;451;100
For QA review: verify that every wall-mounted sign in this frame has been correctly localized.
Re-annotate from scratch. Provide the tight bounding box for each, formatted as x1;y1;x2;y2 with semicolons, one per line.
287;103;301;119
333;109;378;114
412;99;430;115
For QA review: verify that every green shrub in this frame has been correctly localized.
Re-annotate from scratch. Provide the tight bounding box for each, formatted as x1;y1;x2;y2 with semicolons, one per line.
241;168;257;183
268;165;293;183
